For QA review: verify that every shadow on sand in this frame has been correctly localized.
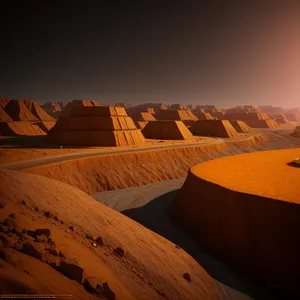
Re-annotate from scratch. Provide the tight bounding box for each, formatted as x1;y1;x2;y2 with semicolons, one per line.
122;189;275;300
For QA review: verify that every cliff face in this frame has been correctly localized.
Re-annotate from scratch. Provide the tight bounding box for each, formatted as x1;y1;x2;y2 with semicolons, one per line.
25;133;273;195
170;149;300;297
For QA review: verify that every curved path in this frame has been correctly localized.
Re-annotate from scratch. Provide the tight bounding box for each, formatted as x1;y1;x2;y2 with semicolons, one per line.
1;137;225;170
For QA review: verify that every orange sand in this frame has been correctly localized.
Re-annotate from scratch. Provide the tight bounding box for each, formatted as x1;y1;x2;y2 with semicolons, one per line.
170;148;300;296
0;121;46;136
0;169;249;300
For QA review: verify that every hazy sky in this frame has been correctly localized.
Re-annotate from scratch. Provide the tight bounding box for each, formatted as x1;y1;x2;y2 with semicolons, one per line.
1;1;300;107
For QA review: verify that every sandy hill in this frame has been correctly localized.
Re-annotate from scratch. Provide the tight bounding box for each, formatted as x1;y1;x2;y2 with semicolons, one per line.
223;112;279;128
0;106;12;122
142;120;194;140
191;120;239;138
22;100;55;122
0;121;46;136
48;106;145;146
0;169;249;300
126;107;156;117
0;98;12;108
170;148;300;297
5;100;38;121
229;121;252;133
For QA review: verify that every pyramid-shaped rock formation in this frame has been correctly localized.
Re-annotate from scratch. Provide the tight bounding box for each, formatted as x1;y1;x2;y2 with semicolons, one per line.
155;109;198;122
223;112;279;128
61;100;101;117
48;106;146;146
191;120;239;138
134;121;148;130
229;120;252;133
291;126;300;138
41;102;68;118
284;113;298;122
128;111;156;122
192;109;215;120
169;104;186;110
0;106;12;121
0;98;12;108
142;121;193;140
0;121;46;136
23;100;55;121
272;114;290;124
5;99;38;121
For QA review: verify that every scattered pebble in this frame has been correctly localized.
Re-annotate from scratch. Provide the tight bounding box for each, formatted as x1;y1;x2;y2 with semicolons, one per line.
0;202;6;209
21;242;45;259
9;213;16;219
95;236;103;246
183;272;191;282
113;247;124;258
103;282;116;300
44;211;55;219
21;200;27;206
59;259;84;283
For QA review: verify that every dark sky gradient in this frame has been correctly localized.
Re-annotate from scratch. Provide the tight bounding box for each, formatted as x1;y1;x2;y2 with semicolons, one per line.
1;1;300;107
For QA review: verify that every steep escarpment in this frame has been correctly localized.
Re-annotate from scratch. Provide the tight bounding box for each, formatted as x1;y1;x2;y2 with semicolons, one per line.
170;148;300;297
24;133;282;195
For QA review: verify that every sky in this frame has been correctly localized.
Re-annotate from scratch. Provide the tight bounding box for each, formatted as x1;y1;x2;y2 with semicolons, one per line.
1;1;300;107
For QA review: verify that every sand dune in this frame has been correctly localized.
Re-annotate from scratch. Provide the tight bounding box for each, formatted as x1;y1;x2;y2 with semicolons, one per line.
0;169;249;300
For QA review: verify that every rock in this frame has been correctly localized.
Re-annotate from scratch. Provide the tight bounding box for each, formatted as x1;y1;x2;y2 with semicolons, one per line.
14;241;23;250
183;272;191;282
58;251;65;258
156;289;167;298
44;211;55;218
35;207;40;212
103;282;116;300
113;247;124;257
35;228;51;238
68;225;74;231
21;200;27;206
8;213;16;219
35;235;48;243
0;202;6;209
83;277;101;294
0;225;9;233
21;242;45;259
59;259;84;283
3;218;16;228
22;234;35;242
54;216;59;221
12;225;24;236
49;249;58;256
0;233;14;248
60;220;64;225
95;236;103;246
26;230;36;238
